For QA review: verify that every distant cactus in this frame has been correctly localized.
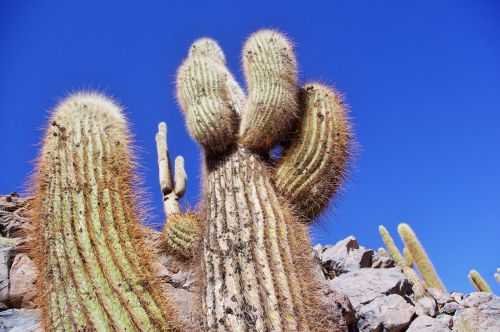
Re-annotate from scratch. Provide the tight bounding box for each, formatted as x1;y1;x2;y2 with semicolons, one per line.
496;268;500;284
32;93;181;331
468;270;492;293
398;223;447;292
403;247;414;267
378;225;425;297
172;30;352;331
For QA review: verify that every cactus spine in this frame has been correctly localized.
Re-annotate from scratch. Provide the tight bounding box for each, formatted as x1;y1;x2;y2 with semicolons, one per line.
468;270;492;293
378;225;425;297
175;31;351;331
398;223;447;292
33;93;181;331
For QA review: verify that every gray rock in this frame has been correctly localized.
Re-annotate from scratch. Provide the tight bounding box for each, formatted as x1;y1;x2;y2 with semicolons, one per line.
436;314;453;329
453;293;500;332
328;267;411;310
416;296;438;317
428;288;452;307
315;236;374;278
441;302;461;315
372;248;396;269
357;294;415;332
407;315;450;332
0;243;14;302
8;254;37;308
0;309;41;332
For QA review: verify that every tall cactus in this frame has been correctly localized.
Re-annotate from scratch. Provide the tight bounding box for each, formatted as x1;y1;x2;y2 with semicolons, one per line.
378;225;425;298
174;30;352;331
32;93;182;331
398;223;447;292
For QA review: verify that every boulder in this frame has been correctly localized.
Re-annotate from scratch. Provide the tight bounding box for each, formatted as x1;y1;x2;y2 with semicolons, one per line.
357;294;415;332
315;236;374;278
416;296;438;317
407;315;450;332
453;292;500;332
8;254;37;308
0;242;14;302
328;267;411;310
0;309;41;332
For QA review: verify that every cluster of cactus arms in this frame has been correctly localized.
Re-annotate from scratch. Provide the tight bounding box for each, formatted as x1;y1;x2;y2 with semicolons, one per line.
32;29;352;331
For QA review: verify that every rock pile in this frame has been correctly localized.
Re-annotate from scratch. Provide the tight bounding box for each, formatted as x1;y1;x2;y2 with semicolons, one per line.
1;194;498;331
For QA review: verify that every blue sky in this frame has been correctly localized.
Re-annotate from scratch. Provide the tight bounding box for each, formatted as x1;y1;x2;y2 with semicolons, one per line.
1;1;498;293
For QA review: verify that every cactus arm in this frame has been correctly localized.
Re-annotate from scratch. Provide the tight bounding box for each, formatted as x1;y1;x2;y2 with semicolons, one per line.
176;41;239;155
156;121;202;259
156;122;185;216
33;93;182;331
468;270;492;293
378;225;426;298
495;268;500;284
239;30;299;151
274;83;352;219
398;223;447;292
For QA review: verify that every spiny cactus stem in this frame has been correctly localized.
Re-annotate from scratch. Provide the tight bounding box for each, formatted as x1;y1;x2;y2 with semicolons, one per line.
468;270;492;293
156;122;187;216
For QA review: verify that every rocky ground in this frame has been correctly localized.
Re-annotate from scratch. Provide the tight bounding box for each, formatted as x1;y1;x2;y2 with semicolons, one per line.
1;193;499;332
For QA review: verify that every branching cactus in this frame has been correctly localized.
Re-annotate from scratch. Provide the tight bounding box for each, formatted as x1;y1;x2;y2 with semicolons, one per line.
167;30;352;331
468;270;492;293
32;93;182;331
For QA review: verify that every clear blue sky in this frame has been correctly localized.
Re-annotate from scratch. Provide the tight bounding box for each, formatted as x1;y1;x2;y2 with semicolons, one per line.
1;1;498;293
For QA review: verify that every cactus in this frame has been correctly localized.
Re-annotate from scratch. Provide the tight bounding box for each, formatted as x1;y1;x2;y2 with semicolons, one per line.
468;270;492;293
378;225;425;297
32;93;182;331
403;246;414;267
162;213;200;259
174;30;352;331
398;223;447;292
496;268;500;284
275;84;351;219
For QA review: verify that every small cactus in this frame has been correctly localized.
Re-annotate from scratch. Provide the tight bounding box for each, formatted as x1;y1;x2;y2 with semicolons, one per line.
32;93;181;331
468;270;492;293
398;223;447;292
162;213;200;259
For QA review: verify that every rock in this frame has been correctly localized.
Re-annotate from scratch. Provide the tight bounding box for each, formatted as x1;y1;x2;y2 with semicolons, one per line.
407;315;450;332
372;248;396;269
427;288;451;307
416;296;438;317
449;292;464;303
357;294;415;332
322;287;356;329
8;254;37;308
315;236;374;278
441;301;461;315
436;314;453;329
328;267;411;310
453;292;500;332
0;309;41;332
0;242;14;302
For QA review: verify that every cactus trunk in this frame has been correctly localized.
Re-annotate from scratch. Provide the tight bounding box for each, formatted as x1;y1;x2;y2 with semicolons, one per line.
202;148;328;332
33;94;181;331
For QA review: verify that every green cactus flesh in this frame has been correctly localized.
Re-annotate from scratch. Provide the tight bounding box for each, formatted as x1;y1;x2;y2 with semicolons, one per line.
34;93;181;331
